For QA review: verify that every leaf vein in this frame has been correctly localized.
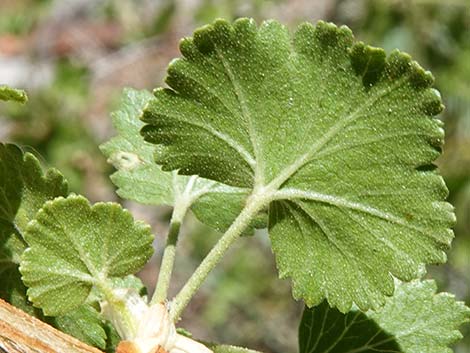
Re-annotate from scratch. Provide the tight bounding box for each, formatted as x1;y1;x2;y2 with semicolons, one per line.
215;46;263;185
268;76;409;190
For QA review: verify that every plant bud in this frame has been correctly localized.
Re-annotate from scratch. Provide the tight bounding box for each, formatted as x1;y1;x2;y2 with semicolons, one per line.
105;291;213;353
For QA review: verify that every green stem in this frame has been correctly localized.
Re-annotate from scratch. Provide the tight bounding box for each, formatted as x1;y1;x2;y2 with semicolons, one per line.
151;198;190;305
169;193;267;321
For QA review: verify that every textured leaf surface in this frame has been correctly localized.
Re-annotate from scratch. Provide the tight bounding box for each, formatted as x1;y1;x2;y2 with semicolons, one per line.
100;88;263;232
298;280;470;353
0;144;67;318
299;301;398;353
20;195;154;315
0;85;27;103
0;266;42;317
142;19;454;311
0;143;68;265
52;305;107;349
86;274;147;308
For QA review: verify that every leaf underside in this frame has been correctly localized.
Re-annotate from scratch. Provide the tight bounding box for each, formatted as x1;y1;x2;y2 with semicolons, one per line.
19;195;154;315
100;88;265;233
141;19;454;312
298;280;470;353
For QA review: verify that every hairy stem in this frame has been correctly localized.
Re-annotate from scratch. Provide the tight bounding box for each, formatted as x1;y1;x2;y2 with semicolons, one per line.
151;197;191;305
169;193;267;321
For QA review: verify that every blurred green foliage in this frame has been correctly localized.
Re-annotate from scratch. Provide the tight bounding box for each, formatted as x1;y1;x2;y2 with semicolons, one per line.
0;0;51;35
2;60;98;192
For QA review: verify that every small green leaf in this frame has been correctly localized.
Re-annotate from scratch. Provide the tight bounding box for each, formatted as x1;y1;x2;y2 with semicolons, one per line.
100;88;264;232
100;88;176;206
0;85;27;103
0;265;42;317
0;143;68;265
0;144;67;316
20;195;154;315
298;280;470;353
52;305;107;349
142;19;453;311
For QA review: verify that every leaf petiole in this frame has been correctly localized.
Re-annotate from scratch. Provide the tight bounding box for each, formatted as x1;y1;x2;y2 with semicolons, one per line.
151;175;197;304
169;190;270;322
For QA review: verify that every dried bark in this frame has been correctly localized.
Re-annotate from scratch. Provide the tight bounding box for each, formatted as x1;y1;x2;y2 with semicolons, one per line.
0;299;103;353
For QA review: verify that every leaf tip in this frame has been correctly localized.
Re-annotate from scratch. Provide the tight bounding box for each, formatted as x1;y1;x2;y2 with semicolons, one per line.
422;87;445;116
314;20;354;48
386;49;413;79
193;23;217;53
350;42;387;87
179;36;196;59
232;17;258;35
409;60;435;89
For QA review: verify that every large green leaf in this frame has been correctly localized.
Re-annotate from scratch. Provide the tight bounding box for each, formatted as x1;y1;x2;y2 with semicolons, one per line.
0;85;27;103
20;195;154;315
100;88;264;233
141;19;454;312
298;280;470;353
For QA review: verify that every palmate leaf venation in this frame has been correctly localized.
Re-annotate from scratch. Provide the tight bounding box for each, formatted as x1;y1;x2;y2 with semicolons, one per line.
141;18;454;312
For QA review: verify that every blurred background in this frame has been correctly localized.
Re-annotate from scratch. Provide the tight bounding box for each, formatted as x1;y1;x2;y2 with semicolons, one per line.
0;0;468;352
